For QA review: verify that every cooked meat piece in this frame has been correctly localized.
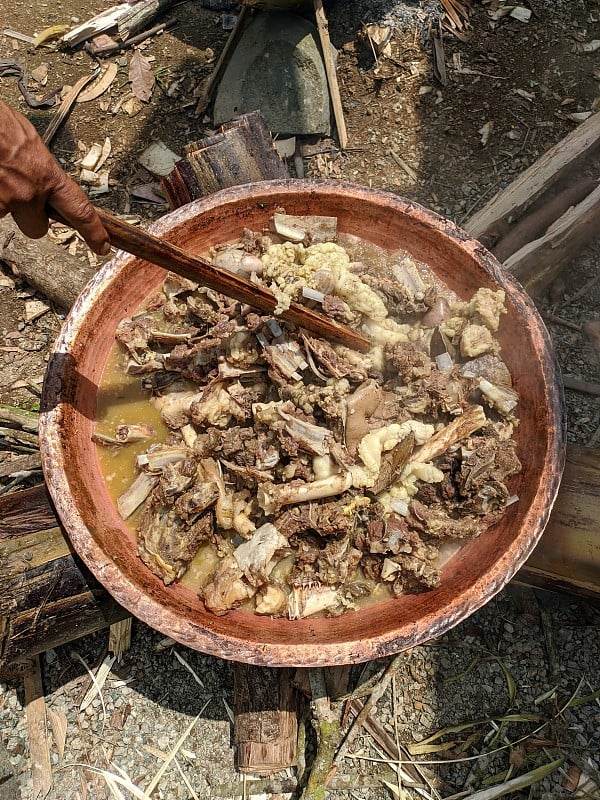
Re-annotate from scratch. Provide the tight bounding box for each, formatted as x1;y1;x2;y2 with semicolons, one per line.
316;536;362;585
201;555;256;615
303;334;368;381
233;523;289;587
408;499;484;539
386;342;432;381
322;294;358;324
138;509;214;585
461;354;512;387
361;272;428;318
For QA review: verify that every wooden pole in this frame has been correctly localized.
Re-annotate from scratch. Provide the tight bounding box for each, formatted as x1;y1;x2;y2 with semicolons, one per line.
313;0;348;149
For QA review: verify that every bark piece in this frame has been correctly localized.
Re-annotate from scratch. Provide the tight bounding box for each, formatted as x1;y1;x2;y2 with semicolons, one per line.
233;665;298;775
161;111;288;207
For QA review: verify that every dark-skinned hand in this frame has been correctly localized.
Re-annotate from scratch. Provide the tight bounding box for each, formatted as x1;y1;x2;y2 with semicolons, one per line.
0;99;110;255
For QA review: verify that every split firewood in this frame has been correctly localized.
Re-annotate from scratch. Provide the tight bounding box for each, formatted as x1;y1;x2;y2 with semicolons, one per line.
504;182;600;295
60;0;177;49
0;452;42;479
492;177;597;262
108;618;133;662
0;403;39;433
466;111;600;242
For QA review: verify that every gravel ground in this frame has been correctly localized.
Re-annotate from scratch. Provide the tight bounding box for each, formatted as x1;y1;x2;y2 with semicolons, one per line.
1;1;600;798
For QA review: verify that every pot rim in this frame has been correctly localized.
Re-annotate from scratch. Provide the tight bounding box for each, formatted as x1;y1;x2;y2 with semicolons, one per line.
39;178;566;666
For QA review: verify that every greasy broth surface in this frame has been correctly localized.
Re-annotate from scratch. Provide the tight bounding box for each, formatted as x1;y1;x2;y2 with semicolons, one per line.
94;236;460;601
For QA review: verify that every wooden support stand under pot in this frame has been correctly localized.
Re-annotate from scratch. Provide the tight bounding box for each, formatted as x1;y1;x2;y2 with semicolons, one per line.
1;111;600;778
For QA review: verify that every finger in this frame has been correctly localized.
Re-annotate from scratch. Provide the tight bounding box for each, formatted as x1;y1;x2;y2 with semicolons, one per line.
48;175;111;256
10;199;50;239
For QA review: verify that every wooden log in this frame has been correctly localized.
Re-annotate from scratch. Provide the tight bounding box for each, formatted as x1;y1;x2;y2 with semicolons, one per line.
492;177;597;263
161;111;288;207
0;485;129;669
193;7;249;117
0;216;97;312
23;655;52;799
465;111;600;242
233;664;298;774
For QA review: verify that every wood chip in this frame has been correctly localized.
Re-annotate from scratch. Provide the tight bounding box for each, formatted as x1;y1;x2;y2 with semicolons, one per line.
79;654;116;712
24;300;50;322
47;707;68;762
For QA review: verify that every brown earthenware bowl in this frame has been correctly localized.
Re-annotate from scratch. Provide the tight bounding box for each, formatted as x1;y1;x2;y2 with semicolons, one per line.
40;180;566;666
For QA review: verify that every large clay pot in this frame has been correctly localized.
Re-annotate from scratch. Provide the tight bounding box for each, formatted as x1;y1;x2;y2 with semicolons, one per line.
39;180;566;667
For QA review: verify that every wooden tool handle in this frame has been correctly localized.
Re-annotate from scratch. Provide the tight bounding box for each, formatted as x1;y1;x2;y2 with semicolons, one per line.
92;207;371;353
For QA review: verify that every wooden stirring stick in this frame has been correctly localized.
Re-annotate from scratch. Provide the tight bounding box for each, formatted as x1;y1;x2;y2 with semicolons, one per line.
71;207;372;353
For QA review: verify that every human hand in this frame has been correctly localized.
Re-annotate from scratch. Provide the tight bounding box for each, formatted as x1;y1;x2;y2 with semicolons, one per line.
0;99;111;255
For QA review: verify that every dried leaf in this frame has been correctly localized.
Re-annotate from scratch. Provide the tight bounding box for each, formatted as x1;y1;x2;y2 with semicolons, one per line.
464;758;564;799
509;743;526;769
563;763;581;792
77;63;118;103
33;24;69;47
129;50;154;103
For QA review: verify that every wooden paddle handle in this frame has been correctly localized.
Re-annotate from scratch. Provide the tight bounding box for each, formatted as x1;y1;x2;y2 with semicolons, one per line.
93;207;371;353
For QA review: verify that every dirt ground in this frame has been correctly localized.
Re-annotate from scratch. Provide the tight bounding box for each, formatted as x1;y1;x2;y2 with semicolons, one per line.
1;1;599;798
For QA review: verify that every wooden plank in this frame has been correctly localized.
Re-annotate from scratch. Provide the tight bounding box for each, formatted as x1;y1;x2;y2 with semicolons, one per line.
516;444;600;598
193;7;249;116
465;111;600;240
313;0;348;149
24;654;52;800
